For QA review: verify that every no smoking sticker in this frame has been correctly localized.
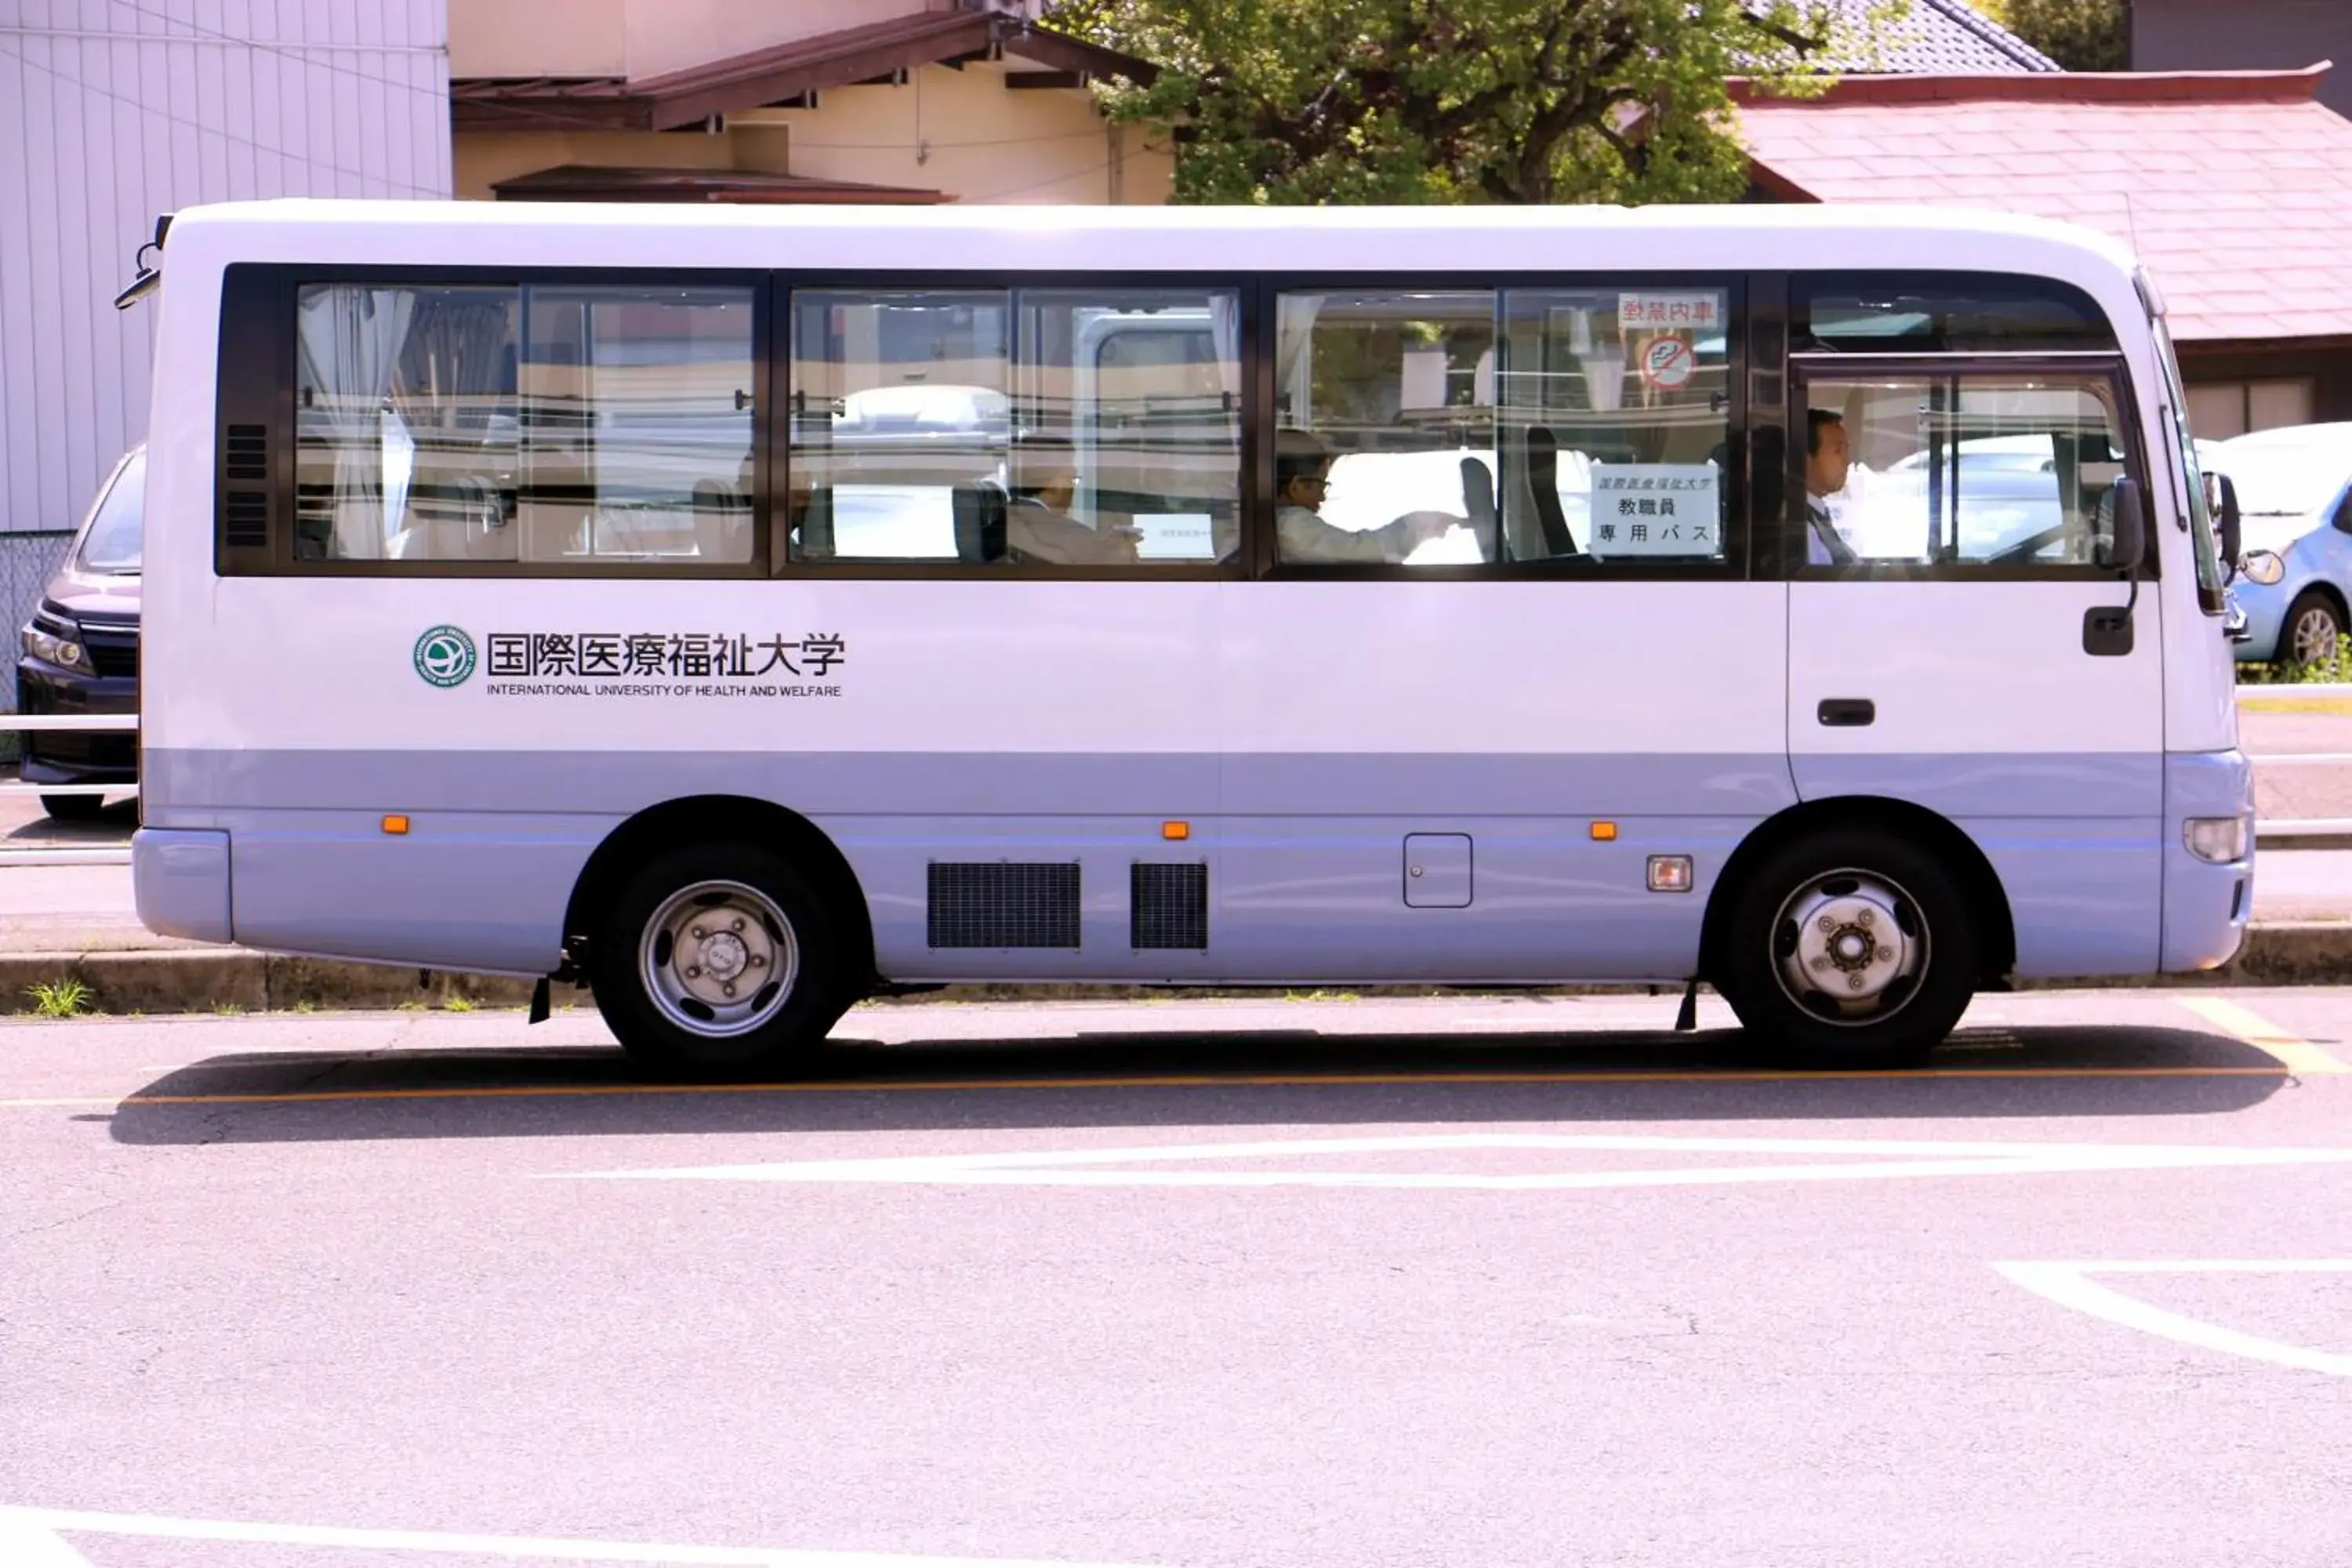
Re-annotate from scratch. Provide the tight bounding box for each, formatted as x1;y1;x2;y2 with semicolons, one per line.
1640;335;1695;391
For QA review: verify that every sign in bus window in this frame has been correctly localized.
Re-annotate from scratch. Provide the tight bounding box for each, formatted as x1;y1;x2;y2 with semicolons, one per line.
1497;286;1731;565
1803;376;2134;569
789;289;1240;568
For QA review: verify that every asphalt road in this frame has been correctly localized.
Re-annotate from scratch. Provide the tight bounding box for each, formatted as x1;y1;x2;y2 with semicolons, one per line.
4;989;2350;1568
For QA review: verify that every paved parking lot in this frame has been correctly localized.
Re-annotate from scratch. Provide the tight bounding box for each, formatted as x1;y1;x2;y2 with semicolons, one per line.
4;989;2349;1566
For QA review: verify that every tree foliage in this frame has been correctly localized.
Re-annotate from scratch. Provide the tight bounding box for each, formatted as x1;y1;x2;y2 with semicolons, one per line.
1058;0;1869;206
1976;0;2130;72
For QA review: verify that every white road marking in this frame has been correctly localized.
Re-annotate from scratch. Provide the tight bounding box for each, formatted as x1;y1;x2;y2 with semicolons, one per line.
0;1504;1157;1566
562;1131;2352;1191
1994;1261;2352;1377
0;1511;96;1566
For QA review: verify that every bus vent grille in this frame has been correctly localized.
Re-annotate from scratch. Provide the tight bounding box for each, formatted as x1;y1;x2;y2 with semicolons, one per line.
224;423;268;481
223;489;269;548
1131;862;1207;950
927;862;1080;949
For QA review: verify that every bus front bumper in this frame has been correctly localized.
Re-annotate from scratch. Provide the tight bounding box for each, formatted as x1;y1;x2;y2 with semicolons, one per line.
2163;751;2253;972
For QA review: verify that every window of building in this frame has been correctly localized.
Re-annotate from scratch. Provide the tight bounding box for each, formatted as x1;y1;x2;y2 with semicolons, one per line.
2186;377;2315;441
1801;373;2139;570
292;282;757;565
789;288;1241;566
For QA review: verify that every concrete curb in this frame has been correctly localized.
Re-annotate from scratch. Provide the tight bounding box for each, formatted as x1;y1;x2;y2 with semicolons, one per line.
4;923;2351;1015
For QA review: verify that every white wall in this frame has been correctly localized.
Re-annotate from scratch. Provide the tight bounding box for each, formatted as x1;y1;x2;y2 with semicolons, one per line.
0;0;451;614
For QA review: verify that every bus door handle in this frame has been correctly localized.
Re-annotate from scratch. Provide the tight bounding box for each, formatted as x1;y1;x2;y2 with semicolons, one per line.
1817;699;1875;728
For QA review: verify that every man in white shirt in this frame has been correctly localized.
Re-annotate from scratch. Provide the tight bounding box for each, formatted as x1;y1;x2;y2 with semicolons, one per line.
1276;428;1457;565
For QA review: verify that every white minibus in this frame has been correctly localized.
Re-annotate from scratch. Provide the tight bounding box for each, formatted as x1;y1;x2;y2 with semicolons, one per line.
129;201;2252;1069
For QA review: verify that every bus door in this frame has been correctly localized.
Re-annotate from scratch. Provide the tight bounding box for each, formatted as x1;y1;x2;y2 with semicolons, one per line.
1785;353;2167;976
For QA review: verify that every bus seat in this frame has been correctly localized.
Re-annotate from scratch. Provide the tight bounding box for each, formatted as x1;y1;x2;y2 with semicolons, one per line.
797;485;837;561
691;478;751;564
1460;454;1498;558
951;481;1007;564
1525;427;1577;557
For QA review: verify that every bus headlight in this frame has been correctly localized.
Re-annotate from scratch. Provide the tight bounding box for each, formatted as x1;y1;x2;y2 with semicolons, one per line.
2183;816;2249;864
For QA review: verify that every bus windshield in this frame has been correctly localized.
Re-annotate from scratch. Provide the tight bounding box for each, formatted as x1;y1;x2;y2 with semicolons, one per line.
2153;317;2224;607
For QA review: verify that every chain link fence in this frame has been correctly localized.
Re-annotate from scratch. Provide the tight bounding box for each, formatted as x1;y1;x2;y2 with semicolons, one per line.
0;533;74;763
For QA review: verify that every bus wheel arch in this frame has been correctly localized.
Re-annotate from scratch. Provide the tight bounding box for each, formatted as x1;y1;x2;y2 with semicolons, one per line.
564;796;877;1006
1703;804;2013;1062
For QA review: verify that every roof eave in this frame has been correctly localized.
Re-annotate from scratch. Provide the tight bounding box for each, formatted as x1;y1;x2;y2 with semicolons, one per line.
1728;62;2332;109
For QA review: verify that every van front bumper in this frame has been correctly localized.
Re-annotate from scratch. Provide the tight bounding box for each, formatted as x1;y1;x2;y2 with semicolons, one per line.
2163;751;2254;971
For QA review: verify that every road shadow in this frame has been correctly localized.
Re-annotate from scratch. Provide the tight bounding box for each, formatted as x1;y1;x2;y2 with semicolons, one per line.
0;790;137;846
105;1020;2288;1145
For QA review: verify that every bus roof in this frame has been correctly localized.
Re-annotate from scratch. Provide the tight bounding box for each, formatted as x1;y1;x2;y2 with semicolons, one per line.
157;198;2143;290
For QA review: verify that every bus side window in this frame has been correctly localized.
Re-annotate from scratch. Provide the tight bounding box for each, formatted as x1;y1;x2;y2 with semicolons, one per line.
1799;374;2136;570
1497;286;1732;568
787;288;1240;569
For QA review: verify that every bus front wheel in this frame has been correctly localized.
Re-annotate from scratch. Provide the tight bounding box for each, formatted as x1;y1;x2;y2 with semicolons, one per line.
590;841;849;1073
1718;826;1976;1069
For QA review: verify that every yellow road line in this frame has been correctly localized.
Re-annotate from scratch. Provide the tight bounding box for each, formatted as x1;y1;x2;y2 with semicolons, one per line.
2178;996;2352;1075
0;1062;2302;1110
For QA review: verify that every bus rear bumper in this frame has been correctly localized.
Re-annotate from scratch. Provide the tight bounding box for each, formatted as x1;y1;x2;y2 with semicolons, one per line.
133;828;233;945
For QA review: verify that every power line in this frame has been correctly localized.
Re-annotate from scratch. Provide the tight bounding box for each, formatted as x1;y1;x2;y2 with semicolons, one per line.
82;0;451;101
965;156;1116;203
0;42;447;199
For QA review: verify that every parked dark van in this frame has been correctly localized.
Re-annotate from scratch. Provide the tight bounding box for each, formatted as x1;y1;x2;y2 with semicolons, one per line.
15;446;142;821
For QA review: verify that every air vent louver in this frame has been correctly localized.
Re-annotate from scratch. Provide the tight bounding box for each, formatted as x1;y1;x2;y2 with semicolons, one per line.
1131;862;1207;950
927;862;1081;949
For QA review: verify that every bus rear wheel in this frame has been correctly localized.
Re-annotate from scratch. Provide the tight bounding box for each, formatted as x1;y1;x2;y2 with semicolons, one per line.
590;841;849;1074
1718;826;1977;1069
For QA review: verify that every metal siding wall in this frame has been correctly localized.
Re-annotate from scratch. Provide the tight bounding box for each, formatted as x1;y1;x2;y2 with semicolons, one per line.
0;0;450;714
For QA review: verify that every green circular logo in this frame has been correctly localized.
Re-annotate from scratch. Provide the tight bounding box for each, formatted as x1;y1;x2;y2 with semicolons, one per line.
413;626;477;688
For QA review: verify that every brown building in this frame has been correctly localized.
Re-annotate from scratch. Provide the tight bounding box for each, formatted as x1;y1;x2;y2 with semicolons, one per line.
1737;67;2352;437
449;0;1172;206
2134;0;2352;119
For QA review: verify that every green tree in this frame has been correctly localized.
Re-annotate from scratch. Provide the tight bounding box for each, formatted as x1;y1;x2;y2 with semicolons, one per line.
1059;0;1879;205
1975;0;2129;72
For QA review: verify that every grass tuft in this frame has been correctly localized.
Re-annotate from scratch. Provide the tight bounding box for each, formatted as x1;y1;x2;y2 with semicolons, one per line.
25;978;93;1019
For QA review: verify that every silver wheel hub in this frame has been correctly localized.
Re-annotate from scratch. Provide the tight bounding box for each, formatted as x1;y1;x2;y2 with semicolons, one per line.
2294;608;2339;663
1773;870;1925;1026
639;880;798;1038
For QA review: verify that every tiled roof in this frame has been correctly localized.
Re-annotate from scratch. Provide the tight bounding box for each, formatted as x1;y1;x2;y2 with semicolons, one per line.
1809;0;2059;74
1735;67;2352;343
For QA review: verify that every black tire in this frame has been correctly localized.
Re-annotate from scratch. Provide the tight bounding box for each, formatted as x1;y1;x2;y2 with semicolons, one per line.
2281;590;2344;670
39;793;107;822
588;840;854;1075
1717;826;1978;1069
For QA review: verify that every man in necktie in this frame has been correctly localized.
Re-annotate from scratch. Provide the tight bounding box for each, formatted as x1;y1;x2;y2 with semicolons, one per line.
1806;408;1857;566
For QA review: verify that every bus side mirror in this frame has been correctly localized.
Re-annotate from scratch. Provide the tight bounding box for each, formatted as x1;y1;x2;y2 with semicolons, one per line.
2216;472;2243;570
2102;476;2147;574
